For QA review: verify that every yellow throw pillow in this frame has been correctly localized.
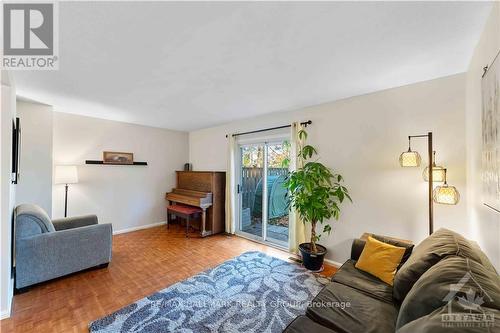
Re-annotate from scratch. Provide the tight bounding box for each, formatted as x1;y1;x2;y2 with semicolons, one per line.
355;236;406;286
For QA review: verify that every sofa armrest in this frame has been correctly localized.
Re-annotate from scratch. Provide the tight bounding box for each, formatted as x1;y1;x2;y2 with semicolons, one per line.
15;223;112;288
52;215;98;230
350;238;366;261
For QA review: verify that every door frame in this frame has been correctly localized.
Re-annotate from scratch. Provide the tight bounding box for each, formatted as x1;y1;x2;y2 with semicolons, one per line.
235;135;289;249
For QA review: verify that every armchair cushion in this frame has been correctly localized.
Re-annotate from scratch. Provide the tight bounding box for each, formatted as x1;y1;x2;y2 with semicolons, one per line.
15;204;55;239
53;215;98;230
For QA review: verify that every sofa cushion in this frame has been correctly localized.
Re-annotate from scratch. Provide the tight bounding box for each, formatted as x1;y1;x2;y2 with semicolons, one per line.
306;281;398;333
371;234;414;269
52;215;98;230
15;204;55;239
355;236;406;286
333;259;394;304
398;301;500;333
393;228;482;302
283;315;336;333
396;256;500;329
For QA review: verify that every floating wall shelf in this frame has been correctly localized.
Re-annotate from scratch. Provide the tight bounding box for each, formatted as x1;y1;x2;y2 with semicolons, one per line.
85;160;148;166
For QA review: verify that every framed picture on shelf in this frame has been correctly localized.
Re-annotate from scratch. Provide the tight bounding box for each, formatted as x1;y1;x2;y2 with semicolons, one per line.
103;151;134;165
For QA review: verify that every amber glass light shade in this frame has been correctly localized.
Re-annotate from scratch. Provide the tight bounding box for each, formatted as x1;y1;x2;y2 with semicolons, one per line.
399;150;421;167
433;184;460;205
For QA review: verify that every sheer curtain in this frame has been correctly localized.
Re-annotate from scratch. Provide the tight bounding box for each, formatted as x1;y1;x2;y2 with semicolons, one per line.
288;122;306;253
225;134;237;234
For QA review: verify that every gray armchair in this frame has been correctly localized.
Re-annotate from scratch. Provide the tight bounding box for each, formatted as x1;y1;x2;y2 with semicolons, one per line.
14;204;112;290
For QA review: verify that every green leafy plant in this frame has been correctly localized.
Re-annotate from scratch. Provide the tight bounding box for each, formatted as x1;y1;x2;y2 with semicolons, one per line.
284;129;351;254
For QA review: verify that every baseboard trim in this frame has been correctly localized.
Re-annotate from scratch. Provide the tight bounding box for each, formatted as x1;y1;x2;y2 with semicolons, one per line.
324;258;343;268
111;223;345;268
0;310;10;320
113;221;166;235
1;277;14;320
0;283;12;319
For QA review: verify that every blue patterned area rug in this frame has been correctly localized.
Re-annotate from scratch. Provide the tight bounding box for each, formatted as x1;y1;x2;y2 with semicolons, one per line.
89;251;328;333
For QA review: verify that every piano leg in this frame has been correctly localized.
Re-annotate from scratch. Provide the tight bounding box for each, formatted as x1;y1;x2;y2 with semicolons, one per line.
167;200;172;229
200;208;212;237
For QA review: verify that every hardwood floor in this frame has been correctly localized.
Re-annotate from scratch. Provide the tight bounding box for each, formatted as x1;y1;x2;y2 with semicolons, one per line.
0;226;337;333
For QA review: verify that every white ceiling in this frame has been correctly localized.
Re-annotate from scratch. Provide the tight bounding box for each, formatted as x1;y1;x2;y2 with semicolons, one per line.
14;1;492;131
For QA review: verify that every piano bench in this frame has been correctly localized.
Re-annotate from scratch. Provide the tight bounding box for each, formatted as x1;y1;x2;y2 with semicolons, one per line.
167;205;203;237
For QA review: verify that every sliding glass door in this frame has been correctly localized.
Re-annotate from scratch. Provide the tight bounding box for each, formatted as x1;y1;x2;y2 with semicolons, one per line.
266;142;290;246
237;140;290;248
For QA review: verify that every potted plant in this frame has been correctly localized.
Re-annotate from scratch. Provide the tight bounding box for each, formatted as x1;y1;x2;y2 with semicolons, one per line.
284;129;351;271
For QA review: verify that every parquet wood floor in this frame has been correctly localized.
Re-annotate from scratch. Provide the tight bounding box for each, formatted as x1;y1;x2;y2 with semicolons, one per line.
0;226;337;333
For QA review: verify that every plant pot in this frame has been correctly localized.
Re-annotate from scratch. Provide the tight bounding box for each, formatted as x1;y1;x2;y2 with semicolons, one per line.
299;243;327;271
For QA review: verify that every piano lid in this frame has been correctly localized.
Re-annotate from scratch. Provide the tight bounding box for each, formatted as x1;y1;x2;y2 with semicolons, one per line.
166;188;213;209
170;188;212;198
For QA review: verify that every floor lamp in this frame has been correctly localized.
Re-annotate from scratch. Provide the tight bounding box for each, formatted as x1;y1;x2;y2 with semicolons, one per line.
55;165;79;217
399;132;460;235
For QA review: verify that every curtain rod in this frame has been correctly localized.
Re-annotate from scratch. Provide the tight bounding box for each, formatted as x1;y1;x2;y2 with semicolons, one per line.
225;120;312;138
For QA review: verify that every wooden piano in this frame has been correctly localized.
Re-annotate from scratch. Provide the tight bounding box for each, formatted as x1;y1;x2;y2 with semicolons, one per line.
166;171;226;237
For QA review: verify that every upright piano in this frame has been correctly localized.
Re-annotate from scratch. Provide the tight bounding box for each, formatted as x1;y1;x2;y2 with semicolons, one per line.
166;171;226;237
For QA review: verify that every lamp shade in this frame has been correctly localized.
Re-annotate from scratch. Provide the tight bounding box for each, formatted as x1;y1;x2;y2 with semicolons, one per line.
433;185;460;205
423;151;445;182
55;165;78;184
423;165;446;182
399;150;421;167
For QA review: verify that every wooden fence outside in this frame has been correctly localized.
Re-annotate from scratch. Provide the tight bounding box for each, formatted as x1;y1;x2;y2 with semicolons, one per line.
240;167;289;213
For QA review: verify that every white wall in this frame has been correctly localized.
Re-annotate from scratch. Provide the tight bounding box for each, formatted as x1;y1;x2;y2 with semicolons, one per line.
52;112;189;232
465;3;500;269
1;71;16;319
190;74;468;265
16;100;53;216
